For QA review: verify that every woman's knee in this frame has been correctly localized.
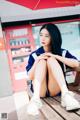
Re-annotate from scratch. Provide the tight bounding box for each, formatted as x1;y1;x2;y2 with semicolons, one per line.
38;59;47;66
47;57;57;66
35;59;47;74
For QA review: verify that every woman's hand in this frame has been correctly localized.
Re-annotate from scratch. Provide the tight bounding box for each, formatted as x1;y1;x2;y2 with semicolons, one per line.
35;53;49;64
35;53;58;65
43;52;55;58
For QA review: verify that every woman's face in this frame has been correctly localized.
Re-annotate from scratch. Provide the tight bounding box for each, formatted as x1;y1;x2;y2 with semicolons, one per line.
40;28;51;47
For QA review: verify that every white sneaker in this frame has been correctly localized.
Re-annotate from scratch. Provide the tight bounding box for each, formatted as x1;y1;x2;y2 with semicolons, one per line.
61;91;80;111
27;97;42;115
61;91;74;107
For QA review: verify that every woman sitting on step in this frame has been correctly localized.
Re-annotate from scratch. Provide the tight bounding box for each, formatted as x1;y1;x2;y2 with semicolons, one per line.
26;23;80;115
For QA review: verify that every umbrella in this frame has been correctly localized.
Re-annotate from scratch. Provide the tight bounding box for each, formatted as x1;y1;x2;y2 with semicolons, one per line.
7;0;80;10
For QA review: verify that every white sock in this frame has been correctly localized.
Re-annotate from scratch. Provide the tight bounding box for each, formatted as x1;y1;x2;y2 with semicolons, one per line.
33;79;41;99
61;85;69;95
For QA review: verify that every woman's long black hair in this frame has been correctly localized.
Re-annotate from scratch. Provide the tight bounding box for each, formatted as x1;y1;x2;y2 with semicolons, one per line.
40;23;62;55
40;23;65;73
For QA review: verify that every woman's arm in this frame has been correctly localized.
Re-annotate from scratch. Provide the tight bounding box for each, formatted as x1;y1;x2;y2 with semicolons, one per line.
54;55;79;69
43;52;80;69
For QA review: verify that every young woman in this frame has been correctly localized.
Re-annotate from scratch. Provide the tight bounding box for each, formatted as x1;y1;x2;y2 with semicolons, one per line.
26;23;80;115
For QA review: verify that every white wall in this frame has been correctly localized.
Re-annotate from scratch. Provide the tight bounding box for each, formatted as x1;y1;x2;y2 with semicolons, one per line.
0;22;13;97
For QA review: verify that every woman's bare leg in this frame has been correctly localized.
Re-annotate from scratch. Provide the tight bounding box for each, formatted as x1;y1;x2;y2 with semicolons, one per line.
32;59;47;98
47;63;61;96
27;59;48;115
47;57;80;111
47;57;68;95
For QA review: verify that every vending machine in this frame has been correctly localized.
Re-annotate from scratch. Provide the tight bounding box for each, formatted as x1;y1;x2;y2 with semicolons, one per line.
4;24;35;92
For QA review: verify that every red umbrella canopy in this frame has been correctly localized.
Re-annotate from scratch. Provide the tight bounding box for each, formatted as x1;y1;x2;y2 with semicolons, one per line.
7;0;80;10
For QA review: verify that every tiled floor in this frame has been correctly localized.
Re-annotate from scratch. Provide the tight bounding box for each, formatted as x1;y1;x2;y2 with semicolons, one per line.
0;91;29;120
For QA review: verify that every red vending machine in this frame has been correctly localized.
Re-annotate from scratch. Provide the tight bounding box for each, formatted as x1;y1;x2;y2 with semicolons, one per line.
4;24;35;92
